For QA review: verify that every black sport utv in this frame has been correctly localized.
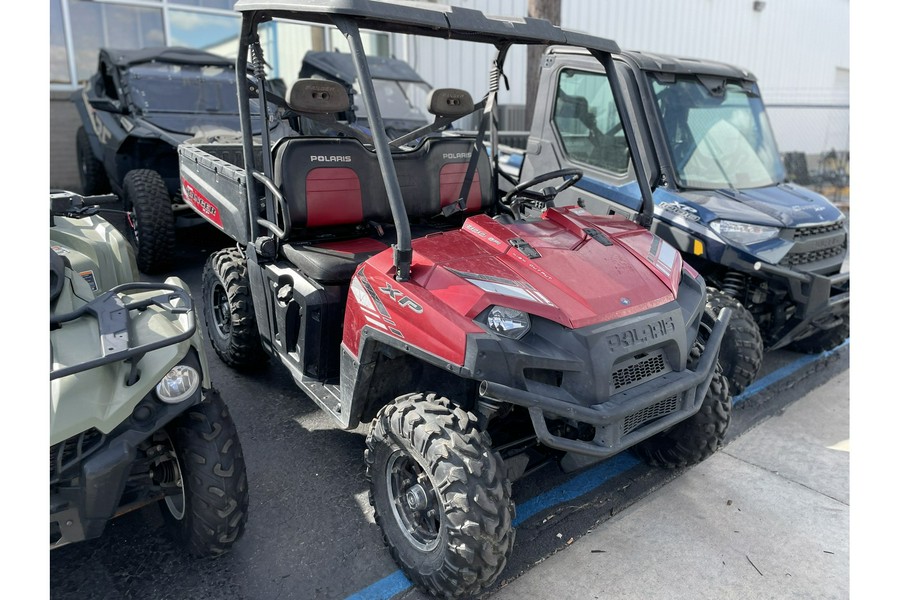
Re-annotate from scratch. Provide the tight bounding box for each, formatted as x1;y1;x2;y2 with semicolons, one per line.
71;47;285;274
298;50;432;138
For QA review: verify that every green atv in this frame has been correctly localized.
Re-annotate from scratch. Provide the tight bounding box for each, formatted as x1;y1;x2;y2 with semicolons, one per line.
50;190;249;556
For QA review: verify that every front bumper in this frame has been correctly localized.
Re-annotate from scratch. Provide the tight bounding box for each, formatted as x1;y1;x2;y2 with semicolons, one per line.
479;307;731;459
750;259;849;349
49;383;212;550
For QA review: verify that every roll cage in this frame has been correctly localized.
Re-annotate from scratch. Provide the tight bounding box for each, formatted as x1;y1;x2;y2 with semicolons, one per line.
232;0;658;281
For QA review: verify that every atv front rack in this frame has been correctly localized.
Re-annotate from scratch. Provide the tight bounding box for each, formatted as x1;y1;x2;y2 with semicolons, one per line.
50;282;196;381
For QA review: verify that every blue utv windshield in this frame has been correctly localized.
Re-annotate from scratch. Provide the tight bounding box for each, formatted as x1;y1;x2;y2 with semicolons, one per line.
651;77;785;190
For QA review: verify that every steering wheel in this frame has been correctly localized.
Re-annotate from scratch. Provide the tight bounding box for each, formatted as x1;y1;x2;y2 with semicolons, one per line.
501;168;583;218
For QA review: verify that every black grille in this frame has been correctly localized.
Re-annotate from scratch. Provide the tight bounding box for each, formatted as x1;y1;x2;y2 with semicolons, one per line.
780;223;847;267
50;428;105;485
623;395;679;435
612;351;669;393
793;222;845;238
780;245;846;266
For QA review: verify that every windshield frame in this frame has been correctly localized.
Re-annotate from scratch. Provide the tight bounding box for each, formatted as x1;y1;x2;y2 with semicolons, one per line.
647;74;786;191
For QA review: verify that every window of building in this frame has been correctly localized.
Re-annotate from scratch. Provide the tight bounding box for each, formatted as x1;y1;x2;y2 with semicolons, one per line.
51;1;387;90
50;0;71;84
169;0;235;8
258;20;327;88
329;29;391;58
168;9;241;57
552;68;630;175
68;0;165;83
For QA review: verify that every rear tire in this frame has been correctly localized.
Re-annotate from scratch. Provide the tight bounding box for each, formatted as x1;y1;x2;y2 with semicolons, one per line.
706;288;763;395
75;126;110;195
161;391;249;557
123;169;175;274
365;393;515;599
787;317;849;354
202;248;266;369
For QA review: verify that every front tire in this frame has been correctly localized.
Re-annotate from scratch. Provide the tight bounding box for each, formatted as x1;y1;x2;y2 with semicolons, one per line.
161;391;249;557
365;393;515;599
201;248;266;369
706;288;763;395
632;310;733;470
123;169;175;274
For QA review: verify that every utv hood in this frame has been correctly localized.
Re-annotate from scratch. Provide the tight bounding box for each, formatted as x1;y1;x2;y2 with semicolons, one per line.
411;208;684;330
661;183;844;228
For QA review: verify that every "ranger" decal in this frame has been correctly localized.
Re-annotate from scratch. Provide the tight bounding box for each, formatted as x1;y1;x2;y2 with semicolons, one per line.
181;179;223;228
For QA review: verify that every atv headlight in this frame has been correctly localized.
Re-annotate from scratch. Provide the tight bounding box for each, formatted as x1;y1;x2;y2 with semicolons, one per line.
710;219;779;245
156;365;200;404
486;306;531;340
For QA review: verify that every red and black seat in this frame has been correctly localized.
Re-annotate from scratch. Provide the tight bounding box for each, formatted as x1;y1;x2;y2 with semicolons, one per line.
271;80;493;283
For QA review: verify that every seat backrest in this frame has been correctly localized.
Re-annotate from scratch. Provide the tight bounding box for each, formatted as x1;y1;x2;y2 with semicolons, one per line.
272;134;494;234
274;137;389;229
392;136;493;215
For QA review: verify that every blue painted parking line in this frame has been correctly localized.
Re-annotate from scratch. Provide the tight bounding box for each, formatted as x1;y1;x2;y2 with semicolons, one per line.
512;452;640;526
344;340;849;600
345;570;413;600
733;338;849;406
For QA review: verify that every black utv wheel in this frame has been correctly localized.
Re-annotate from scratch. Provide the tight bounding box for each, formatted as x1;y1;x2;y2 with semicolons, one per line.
158;391;249;557
123;169;175;274
75;126;110;195
787;317;849;354
202;248;266;369
632;323;732;469
705;288;764;396
365;393;515;599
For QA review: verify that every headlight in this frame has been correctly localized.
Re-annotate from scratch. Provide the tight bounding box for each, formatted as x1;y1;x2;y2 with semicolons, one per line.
710;219;779;245
486;306;531;339
156;365;201;404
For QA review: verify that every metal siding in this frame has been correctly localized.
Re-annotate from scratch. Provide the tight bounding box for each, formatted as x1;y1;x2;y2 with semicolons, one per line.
399;0;847;152
403;0;846;102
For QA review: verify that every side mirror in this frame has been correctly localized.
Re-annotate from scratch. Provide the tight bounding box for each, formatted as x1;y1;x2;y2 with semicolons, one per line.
88;97;125;114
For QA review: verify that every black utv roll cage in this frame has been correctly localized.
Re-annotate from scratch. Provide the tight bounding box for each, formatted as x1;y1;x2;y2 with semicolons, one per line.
231;0;658;282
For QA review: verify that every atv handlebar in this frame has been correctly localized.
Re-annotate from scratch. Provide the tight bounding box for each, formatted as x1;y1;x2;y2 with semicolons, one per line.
50;190;120;219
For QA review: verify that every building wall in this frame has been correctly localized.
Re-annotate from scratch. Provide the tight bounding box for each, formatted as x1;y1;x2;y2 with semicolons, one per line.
50;91;82;192
397;0;849;154
49;0;849;189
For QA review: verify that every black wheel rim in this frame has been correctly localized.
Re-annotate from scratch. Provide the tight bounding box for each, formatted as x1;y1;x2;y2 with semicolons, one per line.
210;282;232;340
385;450;441;552
158;432;186;521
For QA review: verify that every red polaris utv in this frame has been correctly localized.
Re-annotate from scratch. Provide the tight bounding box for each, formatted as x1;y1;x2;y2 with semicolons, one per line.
178;0;732;597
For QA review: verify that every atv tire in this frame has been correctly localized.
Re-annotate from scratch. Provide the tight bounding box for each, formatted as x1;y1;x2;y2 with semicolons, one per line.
75;127;110;196
787;317;850;354
632;334;732;469
123;169;175;274
161;391;249;557
202;248;266;369
366;393;515;599
705;288;763;396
